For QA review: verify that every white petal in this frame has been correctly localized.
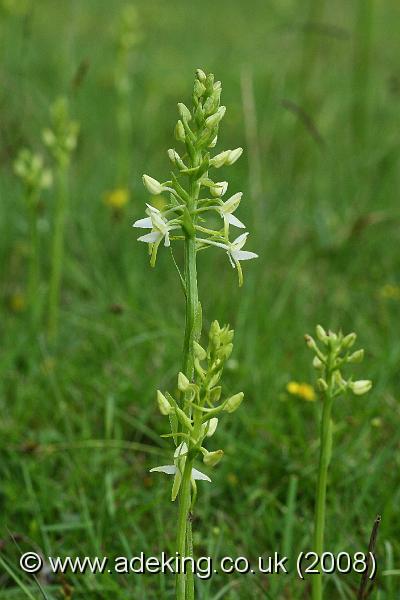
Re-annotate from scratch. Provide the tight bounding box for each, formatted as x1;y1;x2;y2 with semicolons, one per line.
137;232;163;244
133;217;152;229
231;250;258;261
174;442;188;458
223;192;242;213
145;203;160;214
232;232;249;250
164;232;171;247
226;213;246;228
191;468;211;482
150;465;177;475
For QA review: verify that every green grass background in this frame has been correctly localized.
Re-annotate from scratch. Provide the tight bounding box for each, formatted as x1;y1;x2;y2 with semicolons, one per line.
1;0;400;598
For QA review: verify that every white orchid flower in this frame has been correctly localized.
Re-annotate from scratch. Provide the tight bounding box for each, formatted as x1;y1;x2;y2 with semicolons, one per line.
197;232;258;286
217;192;245;231
133;204;180;266
150;441;211;501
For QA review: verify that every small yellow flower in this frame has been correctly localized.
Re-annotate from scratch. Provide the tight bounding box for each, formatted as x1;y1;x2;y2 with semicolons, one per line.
287;381;316;402
104;188;130;209
380;284;400;300
371;417;382;428
9;292;26;313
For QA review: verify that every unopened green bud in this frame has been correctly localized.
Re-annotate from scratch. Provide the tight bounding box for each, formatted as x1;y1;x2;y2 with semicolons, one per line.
316;325;329;343
193;341;207;361
194;79;206;98
210;150;230;168
209;386;222;404
210;181;228;197
349;380;372;396
206;417;218;437
203;449;224;467
342;332;357;350
167;148;179;164
196;68;207;83
142;174;164;195
226;147;243;165
316;378;328;392
178;372;191;392
208;136;218;148
224;392;244;413
157;390;172;416
205;106;226;129
177;102;191;122
313;356;324;369
217;343;233;361
305;334;318;352
347;349;364;364
175;120;186;142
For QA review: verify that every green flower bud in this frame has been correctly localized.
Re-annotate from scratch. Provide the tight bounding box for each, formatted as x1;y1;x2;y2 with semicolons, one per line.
196;68;207;83
226;147;243;165
349;380;372;395
209;386;222;404
342;332;357;350
142;174;164;195
178;372;191;392
206;417;218;437
205;106;226;129
208;136;218;148
316;378;328;392
316;325;329;343
313;356;324;369
175;120;186;142
347;349;364;364
210;181;228;197
177;102;192;122
224;392;244;413
194;79;206;98
210;150;230;168
193;341;207;361
203;449;223;467
157;390;172;416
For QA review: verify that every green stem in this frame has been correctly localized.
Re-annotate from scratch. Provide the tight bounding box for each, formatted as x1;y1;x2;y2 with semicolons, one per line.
176;177;200;600
176;457;194;600
48;166;68;339
27;191;40;325
312;378;333;600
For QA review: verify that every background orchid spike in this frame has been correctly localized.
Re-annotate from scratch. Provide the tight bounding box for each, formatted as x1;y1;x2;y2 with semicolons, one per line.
305;325;372;398
133;68;257;285
306;325;372;600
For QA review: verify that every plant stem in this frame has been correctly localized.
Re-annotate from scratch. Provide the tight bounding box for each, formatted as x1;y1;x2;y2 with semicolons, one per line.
48;166;68;339
312;377;333;600
27;191;40;325
176;177;200;600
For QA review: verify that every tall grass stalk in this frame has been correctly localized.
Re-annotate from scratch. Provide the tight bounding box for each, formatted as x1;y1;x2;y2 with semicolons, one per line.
352;0;374;147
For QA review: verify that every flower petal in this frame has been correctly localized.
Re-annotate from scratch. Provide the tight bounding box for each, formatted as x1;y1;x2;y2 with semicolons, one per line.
174;442;188;458
133;217;152;229
226;213;246;228
231;250;258;261
232;232;249;250
150;465;176;475
191;468;211;482
137;232;163;244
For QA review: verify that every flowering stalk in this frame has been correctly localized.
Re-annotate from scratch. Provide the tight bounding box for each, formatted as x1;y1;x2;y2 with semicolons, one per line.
43;98;79;339
306;326;372;600
134;69;257;599
14;149;52;325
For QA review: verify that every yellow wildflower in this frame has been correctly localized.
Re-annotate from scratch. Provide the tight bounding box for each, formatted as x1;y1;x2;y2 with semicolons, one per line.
371;417;382;428
104;188;130;209
380;284;400;301
287;381;316;402
9;292;26;313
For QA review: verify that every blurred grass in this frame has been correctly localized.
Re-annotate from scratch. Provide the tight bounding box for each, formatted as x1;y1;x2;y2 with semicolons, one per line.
1;0;400;598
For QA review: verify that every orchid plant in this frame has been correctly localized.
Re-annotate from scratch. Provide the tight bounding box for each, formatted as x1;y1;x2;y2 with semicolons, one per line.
14;148;53;325
133;69;257;600
305;326;372;600
43;97;79;339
